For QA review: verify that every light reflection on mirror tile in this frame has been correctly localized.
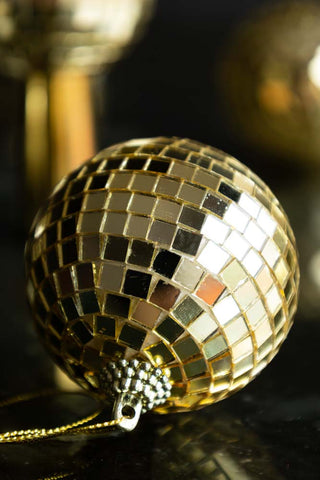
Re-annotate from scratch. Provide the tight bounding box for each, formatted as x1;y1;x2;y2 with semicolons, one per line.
244;220;267;250
154;198;181;223
224;230;250;261
189;376;212;393
173;296;203;326
203;335;228;361
131;173;157;192
84;192;108;211
80;211;104;233
178;183;206;205
132;301;161;328
265;285;282;315
197;241;230;275
224;203;250;233
184;358;207;379
234;281;258;310
255;319;273;348
232;337;253;362
210;355;231;378
224;317;248;344
242;249;263;276
126;215;150;238
257;337;273;361
256;267;274;294
109;172;133;189
201;214;230;244
233;355;253;378
99;263;124;292
188;312;218;342
148;220;176;245
213;295;241;326
239;192;261;217
103;212;127;235
108;191;132;210
129;193;156;215
196;275;225;305
257;208;277;236
173;258;203;290
262;239;281;268
273;227;288;253
221;260;247;291
246;300;267;327
194;169;220;190
150;281;180;310
169;162;195;181
155;177;180;196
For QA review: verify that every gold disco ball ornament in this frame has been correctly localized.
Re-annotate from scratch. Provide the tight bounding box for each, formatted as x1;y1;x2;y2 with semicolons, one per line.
0;0;155;74
219;1;320;166
25;137;299;430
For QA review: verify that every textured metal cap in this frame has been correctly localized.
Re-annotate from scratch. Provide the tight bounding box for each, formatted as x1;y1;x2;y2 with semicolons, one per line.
99;359;172;430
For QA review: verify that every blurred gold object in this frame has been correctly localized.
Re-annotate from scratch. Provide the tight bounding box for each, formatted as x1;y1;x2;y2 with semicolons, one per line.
49;69;95;186
219;1;320;166
25;69;96;208
0;0;155;220
25;72;50;208
25;137;299;419
0;0;155;73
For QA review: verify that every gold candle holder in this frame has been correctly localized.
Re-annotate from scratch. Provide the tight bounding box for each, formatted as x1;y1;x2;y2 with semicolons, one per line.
0;0;155;222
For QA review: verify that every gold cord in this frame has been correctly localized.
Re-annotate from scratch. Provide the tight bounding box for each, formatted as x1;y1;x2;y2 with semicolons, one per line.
0;390;123;443
39;474;74;480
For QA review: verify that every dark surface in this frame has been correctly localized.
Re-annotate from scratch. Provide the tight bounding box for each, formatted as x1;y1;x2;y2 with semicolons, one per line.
0;1;320;479
0;285;319;480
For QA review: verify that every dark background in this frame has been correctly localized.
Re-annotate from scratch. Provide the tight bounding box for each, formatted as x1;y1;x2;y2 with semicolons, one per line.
0;1;319;479
1;0;301;233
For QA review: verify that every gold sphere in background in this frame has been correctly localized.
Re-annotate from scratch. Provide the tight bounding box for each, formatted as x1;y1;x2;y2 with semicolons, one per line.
25;137;299;413
219;1;320;166
0;0;155;74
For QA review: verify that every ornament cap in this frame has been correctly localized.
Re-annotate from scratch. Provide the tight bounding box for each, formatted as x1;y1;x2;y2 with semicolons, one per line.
99;359;172;431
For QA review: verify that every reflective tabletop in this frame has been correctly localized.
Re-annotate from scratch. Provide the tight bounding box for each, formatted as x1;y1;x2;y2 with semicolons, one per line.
0;233;319;479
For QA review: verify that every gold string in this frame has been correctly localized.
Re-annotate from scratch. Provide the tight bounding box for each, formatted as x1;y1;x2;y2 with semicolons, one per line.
39;474;74;480
0;390;123;444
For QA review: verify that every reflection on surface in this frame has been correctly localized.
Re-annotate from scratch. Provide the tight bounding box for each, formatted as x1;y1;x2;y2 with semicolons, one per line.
0;273;320;480
0;393;282;480
152;412;283;480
